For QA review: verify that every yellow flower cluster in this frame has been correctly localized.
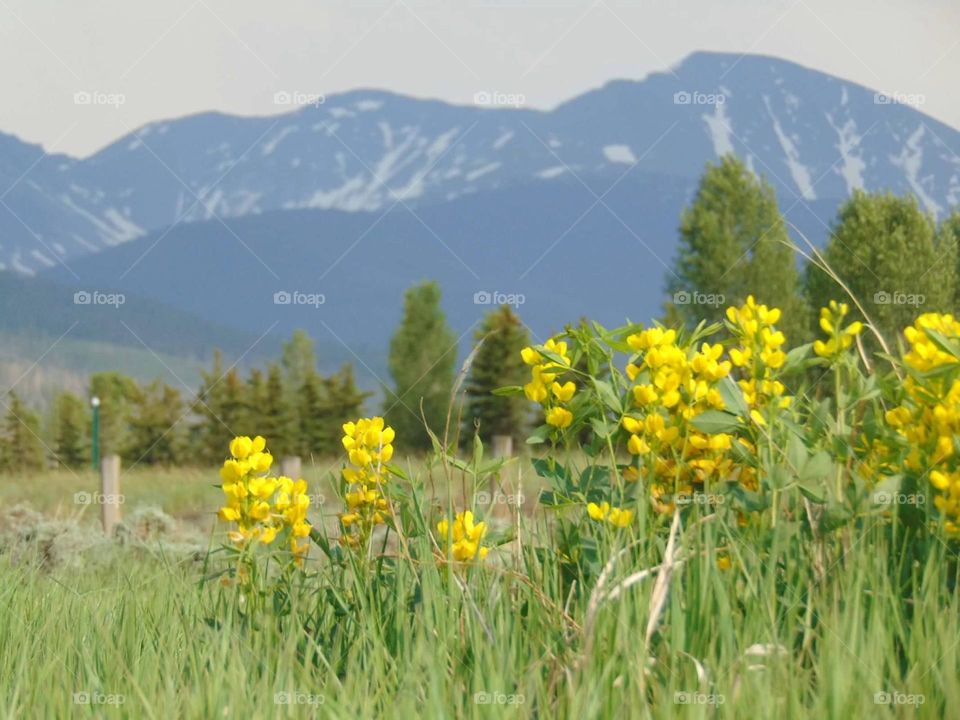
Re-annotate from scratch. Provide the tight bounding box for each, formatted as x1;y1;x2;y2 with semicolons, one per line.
885;314;960;533
522;337;576;429
726;296;791;425
814;301;863;359
437;510;489;561
339;417;396;545
217;436;311;560
622;326;742;501
587;501;634;528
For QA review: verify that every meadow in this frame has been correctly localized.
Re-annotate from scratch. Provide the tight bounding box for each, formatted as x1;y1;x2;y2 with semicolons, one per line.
3;296;960;718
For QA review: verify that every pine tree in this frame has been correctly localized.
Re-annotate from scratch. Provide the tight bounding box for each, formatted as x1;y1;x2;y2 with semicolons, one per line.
297;368;326;459
942;210;960;311
261;364;295;457
668;154;808;340
319;365;369;451
193;351;230;463
126;381;185;465
1;392;45;473
805;191;957;349
89;372;140;457
282;330;318;435
220;368;249;435
52;391;88;468
464;306;531;444
385;281;457;449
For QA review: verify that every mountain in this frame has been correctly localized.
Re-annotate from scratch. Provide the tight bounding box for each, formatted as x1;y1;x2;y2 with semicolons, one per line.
41;174;842;393
3;51;959;277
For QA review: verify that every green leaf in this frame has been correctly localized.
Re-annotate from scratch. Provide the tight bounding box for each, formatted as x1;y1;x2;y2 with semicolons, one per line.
589;416;615;439
718;376;750;417
592;379;623;415
690;409;740;434
492;385;524;397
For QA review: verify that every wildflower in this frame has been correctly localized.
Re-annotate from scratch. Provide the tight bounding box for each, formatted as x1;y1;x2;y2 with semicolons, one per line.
546;406;574;428
883;314;960;534
216;436;311;559
338;417;398;546
522;336;577;431
587;501;634;528
437;510;489;561
813;301;863;359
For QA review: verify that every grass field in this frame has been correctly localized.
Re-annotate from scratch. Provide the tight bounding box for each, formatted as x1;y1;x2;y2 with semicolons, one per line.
0;459;957;718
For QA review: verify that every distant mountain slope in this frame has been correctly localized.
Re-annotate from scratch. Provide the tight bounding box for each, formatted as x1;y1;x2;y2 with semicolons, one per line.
43;173;841;385
2;52;958;274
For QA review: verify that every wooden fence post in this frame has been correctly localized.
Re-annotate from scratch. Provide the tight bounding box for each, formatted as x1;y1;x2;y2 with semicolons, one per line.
101;454;122;535
491;435;514;459
281;456;302;480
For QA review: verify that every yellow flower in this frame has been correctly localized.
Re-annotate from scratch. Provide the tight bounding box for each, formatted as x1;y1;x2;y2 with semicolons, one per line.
545;406;573;429
552;381;576;403
437;510;489;561
587;501;633;528
229;436;254;460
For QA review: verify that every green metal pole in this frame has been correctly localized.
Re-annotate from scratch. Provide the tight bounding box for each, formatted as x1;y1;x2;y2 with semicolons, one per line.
91;397;100;470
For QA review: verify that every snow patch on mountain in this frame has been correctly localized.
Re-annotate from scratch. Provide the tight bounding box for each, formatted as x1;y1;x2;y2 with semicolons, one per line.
492;131;514;150
603;145;636;165
261;126;298;156
890;125;942;215
764;96;816;200
537;166;566;179
826;113;866;193
703;100;734;157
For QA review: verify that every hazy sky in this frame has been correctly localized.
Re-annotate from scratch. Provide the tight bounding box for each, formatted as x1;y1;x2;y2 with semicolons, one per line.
2;0;957;157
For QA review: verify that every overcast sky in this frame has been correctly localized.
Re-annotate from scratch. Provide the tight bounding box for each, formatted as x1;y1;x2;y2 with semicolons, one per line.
1;0;957;157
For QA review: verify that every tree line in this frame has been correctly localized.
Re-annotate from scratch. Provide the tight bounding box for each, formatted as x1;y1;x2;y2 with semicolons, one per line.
668;154;960;346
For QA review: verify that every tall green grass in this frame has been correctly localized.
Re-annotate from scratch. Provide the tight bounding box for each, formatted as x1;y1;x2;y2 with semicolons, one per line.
1;499;956;718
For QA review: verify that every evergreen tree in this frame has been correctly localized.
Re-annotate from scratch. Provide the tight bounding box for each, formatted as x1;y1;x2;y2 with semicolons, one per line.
52;391;88;468
805;191;957;349
319;365;369;451
385;281;457;449
464;306;531;444
89;372;140;457
282;330;318;434
941;210;960;311
297;368;326;459
261;364;295;457
193;351;230;463
1;392;45;472
668;154;808;340
220;368;250;435
126;381;185;465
